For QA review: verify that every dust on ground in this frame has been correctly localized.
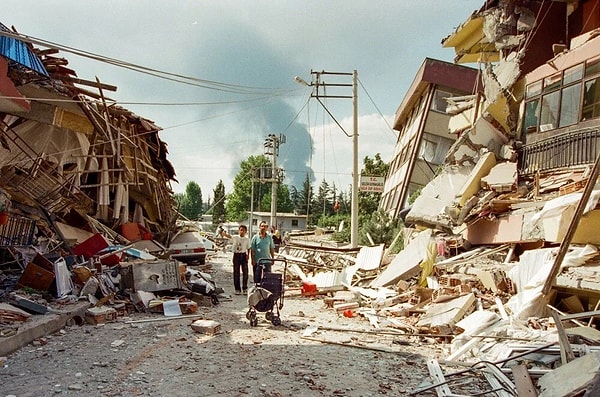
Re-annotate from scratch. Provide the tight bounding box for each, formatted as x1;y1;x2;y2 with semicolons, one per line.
0;251;480;397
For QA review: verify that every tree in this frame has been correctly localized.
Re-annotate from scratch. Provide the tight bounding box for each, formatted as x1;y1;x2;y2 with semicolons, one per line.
212;180;226;225
174;181;203;220
359;209;401;247
226;155;270;221
186;181;203;219
290;173;313;217
311;179;335;225
359;153;389;217
259;184;294;214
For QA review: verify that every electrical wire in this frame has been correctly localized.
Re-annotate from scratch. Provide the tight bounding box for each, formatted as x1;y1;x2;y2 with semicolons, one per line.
0;30;297;96
357;77;396;138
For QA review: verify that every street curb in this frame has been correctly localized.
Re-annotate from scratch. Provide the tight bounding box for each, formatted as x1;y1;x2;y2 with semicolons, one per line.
1;301;89;357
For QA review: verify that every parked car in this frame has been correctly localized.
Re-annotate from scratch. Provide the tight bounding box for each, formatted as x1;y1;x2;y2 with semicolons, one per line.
168;230;215;265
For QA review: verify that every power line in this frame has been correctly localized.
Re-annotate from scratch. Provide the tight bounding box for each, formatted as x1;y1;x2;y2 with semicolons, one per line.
0;30;299;96
357;77;396;138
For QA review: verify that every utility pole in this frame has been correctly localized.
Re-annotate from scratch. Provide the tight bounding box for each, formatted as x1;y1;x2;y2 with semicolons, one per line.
295;70;359;247
263;134;285;230
249;170;255;236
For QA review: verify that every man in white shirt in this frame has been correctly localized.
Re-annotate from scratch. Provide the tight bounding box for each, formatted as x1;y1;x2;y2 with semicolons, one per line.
221;225;251;294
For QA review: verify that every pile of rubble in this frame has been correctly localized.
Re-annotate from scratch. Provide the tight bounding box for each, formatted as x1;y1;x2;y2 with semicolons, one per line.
281;219;600;395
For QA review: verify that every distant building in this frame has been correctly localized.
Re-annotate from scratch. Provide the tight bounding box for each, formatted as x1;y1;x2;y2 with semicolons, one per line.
244;211;308;235
379;58;480;219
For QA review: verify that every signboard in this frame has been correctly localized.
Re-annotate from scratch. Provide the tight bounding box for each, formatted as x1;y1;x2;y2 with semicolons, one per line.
359;176;384;193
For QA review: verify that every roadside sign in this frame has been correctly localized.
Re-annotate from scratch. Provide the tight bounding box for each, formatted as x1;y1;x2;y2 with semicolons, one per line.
359;176;384;192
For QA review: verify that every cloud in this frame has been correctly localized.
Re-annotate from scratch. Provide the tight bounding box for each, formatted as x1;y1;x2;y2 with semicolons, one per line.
2;0;482;197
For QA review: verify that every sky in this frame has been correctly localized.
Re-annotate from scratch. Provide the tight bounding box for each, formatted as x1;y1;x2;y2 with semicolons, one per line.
3;1;483;199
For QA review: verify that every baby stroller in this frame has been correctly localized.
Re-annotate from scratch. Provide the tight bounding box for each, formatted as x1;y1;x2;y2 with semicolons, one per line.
246;258;287;326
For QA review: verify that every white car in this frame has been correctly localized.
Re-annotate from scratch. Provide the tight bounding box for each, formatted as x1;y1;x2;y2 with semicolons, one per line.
168;230;215;265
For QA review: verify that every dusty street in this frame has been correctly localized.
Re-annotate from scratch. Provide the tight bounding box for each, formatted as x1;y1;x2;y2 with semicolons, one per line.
0;251;458;397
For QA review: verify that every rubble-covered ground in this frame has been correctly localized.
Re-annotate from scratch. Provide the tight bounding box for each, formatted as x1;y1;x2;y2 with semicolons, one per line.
0;250;496;397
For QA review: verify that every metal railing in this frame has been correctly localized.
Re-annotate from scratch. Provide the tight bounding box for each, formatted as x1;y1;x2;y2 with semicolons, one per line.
518;129;600;175
0;215;36;247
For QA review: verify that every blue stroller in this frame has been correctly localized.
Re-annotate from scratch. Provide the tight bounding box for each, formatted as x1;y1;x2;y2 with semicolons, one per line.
246;258;287;326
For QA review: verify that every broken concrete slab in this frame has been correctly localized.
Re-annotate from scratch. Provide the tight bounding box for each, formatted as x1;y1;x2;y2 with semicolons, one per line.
191;319;221;335
457;151;497;206
541;206;600;245
446;116;510;165
406;167;473;231
537;351;600;397
481;161;518;192
464;213;525;245
416;292;475;328
370;229;433;288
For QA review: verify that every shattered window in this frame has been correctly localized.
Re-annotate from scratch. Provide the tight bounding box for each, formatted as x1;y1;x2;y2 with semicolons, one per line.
419;133;453;165
431;89;452;113
563;64;583;85
539;91;560;130
583;77;600;120
525;81;542;99
523;99;540;134
585;56;600;76
559;83;582;127
543;72;561;93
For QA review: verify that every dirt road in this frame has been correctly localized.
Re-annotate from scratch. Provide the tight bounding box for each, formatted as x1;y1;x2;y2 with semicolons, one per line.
0;251;453;397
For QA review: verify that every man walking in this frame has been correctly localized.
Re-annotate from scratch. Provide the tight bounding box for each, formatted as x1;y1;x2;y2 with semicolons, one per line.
250;221;275;283
221;225;250;295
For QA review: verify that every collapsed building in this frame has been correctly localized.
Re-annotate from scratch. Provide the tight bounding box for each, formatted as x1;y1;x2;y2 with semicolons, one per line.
358;0;600;393
0;22;177;267
5;1;600;394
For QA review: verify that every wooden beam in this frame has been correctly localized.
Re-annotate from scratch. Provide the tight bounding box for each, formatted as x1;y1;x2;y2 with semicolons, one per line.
69;77;117;92
550;308;576;365
510;363;538;397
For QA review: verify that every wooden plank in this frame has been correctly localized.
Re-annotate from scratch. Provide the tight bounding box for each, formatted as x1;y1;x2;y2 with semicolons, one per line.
510;363;538;397
558;309;600;322
417;293;475;328
550;309;575;365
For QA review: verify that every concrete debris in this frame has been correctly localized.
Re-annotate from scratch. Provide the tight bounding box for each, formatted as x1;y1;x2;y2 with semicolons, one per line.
4;2;600;395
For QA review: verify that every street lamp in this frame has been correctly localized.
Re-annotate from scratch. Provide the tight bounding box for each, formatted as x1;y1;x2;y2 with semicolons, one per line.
295;70;359;248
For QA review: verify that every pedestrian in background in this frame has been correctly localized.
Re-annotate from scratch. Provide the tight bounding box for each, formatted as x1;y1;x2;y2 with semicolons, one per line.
250;221;274;283
221;225;250;295
272;229;282;253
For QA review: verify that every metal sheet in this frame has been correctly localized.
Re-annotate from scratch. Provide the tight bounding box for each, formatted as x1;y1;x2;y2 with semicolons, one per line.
121;260;183;292
0;24;49;77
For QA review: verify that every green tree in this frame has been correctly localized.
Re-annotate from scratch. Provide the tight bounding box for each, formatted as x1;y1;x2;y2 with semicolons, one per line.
173;192;187;217
290;173;313;217
260;184;294;214
311;179;333;226
212;180;226;225
174;181;203;220
226;155;271;221
359;209;401;247
186;181;203;219
330;154;390;245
